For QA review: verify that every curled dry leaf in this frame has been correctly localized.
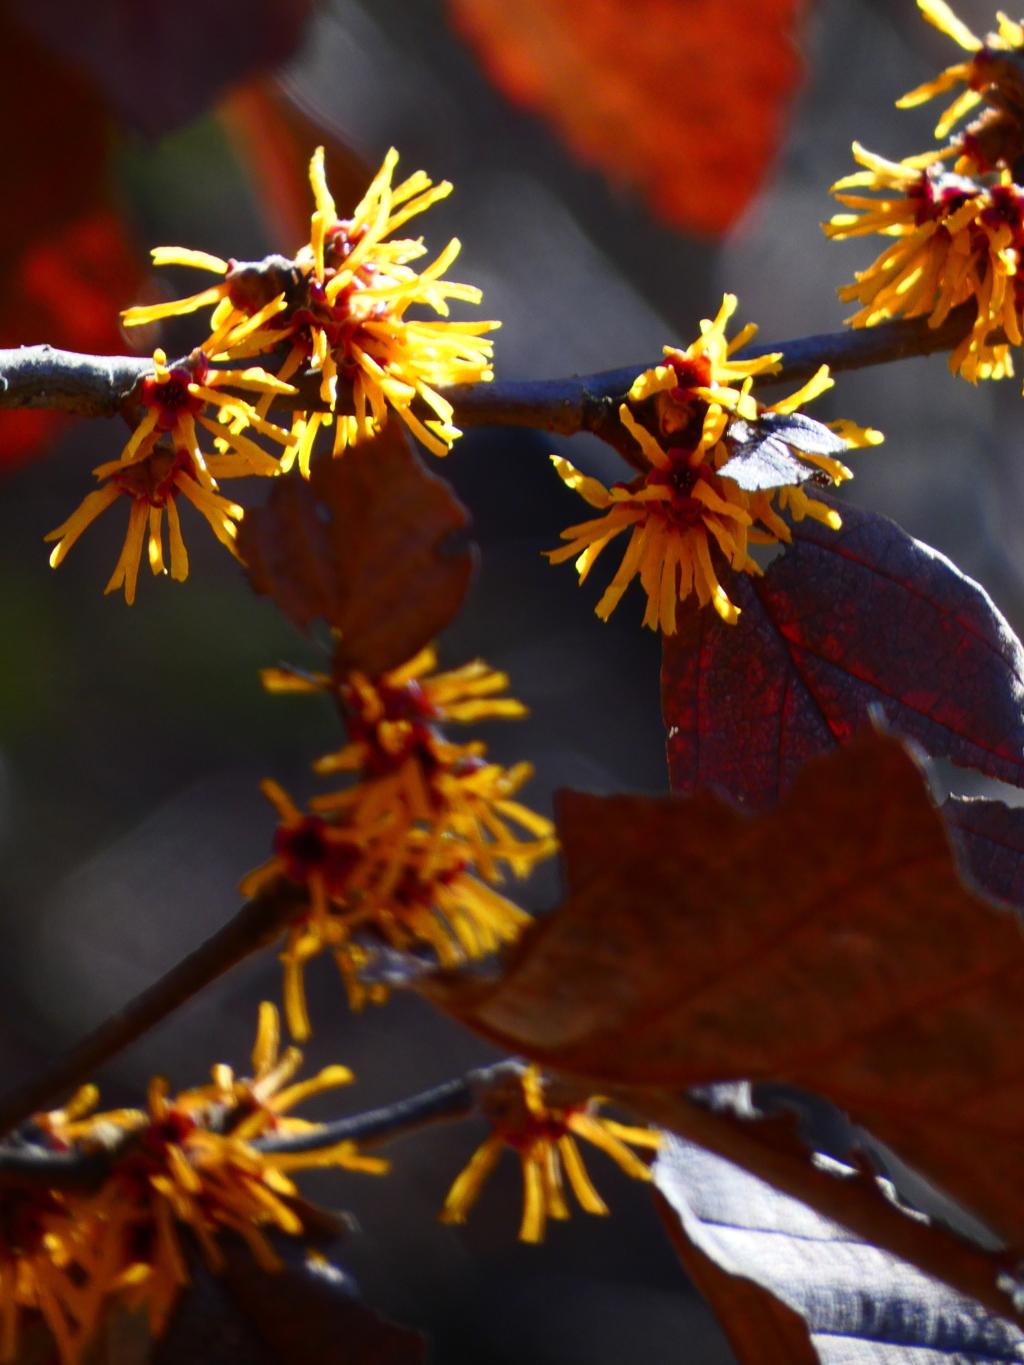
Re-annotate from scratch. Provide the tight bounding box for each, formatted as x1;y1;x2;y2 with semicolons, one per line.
446;0;806;236
236;421;476;679
719;414;851;492
654;1175;818;1365
654;1134;1024;1365
425;727;1024;1256
662;497;1024;809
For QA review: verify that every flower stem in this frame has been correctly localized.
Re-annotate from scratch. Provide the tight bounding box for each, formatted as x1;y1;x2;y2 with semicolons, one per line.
0;877;306;1140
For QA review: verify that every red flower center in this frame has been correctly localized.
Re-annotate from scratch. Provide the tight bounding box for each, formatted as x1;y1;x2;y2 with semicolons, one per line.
343;678;444;777
647;448;710;527
140;354;209;431
274;816;361;890
666;352;712;395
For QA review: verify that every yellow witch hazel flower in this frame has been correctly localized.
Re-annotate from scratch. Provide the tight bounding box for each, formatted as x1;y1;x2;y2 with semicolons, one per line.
304;646;556;881
0;1131;109;1365
241;781;533;1035
243;646;553;1033
40;1004;382;1355
440;1066;661;1243
123;147;500;464
0;1005;381;1365
896;0;1024;166
548;295;880;629
824;143;1024;381
44;348;296;602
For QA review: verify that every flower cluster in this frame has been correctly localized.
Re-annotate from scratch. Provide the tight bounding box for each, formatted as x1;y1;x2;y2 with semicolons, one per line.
46;348;296;603
897;0;1024;167
825;146;1023;380
241;646;556;1035
440;1066;661;1242
0;1005;382;1365
48;147;497;602
825;0;1024;382
123;147;498;462
548;295;881;628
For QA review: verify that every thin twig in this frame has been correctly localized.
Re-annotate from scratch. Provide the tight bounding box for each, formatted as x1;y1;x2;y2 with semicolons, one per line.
0;1147;113;1191
0;300;985;449
0;1060;520;1190
254;1060;521;1156
0;877;307;1140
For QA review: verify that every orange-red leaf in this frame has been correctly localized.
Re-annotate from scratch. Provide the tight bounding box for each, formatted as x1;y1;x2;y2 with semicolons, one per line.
446;0;806;236
0;10;145;467
427;726;1024;1254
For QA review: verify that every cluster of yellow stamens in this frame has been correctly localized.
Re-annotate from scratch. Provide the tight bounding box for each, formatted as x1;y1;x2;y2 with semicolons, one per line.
549;296;880;628
46;146;497;601
825;0;1024;383
440;1066;660;1243
241;646;555;1034
0;1005;381;1365
46;349;295;603
122;147;498;464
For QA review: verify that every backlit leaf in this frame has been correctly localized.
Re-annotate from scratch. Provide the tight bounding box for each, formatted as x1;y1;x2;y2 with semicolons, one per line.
237;421;476;677
446;0;806;236
426;727;1024;1254
662;496;1024;809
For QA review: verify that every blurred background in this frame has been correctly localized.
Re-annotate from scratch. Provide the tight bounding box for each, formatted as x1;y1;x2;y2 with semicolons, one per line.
0;0;1019;1359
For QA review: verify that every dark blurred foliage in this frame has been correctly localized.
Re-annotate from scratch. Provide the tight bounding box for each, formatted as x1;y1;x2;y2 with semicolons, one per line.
6;0;311;138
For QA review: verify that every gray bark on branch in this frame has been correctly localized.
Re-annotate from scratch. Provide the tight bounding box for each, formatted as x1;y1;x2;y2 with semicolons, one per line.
0;300;987;453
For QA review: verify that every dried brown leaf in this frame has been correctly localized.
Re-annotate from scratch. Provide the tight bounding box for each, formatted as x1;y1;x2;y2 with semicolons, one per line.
426;727;1024;1256
236;421;476;677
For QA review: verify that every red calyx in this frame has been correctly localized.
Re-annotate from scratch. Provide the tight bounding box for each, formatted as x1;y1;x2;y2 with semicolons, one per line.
140;352;209;431
500;1103;587;1151
667;352;712;394
112;447;197;507
343;678;444;777
274;816;360;890
647;449;709;527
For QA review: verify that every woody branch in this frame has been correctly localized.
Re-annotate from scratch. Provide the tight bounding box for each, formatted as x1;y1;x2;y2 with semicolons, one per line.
0;297;990;455
0;1061;524;1191
0;876;308;1141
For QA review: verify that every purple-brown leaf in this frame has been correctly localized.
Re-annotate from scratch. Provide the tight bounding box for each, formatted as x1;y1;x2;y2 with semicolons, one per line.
663;496;1024;809
944;797;1024;911
237;422;476;678
8;0;312;138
